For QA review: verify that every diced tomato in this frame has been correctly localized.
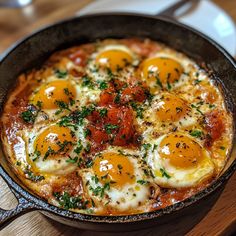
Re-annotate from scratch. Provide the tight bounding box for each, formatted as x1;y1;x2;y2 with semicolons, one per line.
69;50;87;67
113;120;134;145
87;124;109;145
86;105;137;148
121;38;160;57
87;110;101;124
106;106;122;124
68;68;84;78
68;44;95;67
98;88;116;106
204;110;225;146
121;85;147;103
110;106;135;146
112;79;127;90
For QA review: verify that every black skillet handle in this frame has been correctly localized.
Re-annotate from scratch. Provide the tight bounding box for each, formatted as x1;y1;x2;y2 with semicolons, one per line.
0;167;38;230
0;187;37;230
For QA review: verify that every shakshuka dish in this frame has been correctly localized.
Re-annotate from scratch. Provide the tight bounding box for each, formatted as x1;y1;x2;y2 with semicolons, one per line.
0;38;232;215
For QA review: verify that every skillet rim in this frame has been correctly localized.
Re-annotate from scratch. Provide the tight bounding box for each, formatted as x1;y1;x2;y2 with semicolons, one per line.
0;12;236;223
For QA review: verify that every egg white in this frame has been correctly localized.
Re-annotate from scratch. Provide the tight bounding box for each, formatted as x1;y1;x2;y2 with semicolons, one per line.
86;44;139;82
30;76;101;121
136;93;200;143
24;121;90;175
79;147;155;213
145;134;215;188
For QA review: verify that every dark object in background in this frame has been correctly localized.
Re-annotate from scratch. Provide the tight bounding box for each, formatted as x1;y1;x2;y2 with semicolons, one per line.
0;0;32;8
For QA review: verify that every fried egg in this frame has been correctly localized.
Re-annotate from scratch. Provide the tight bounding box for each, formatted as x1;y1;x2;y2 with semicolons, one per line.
30;76;100;120
26;122;89;175
139;51;197;93
146;132;215;188
87;44;138;82
138;93;198;141
80;147;157;213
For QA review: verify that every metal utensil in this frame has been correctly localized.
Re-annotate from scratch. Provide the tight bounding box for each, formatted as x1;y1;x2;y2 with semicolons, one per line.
0;0;32;8
157;0;200;19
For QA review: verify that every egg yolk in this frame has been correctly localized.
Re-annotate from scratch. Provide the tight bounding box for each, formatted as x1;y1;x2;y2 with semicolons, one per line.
141;57;183;87
96;49;133;72
34;125;75;159
93;152;135;188
159;133;203;169
32;80;76;109
156;93;188;122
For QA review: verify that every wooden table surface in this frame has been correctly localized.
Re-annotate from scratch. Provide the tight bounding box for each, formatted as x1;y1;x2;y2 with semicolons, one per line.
0;0;235;235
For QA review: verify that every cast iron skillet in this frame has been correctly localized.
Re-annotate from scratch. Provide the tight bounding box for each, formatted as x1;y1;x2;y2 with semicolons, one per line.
0;13;236;232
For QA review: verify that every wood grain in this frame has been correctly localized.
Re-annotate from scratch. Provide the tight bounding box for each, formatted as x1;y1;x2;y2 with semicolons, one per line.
0;0;236;235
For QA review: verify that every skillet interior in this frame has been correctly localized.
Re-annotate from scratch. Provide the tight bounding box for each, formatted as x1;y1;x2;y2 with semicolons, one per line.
0;13;236;231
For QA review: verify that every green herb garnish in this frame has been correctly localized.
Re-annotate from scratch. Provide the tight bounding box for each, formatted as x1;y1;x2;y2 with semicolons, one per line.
104;124;119;134
55;69;68;78
137;180;149;185
131;102;144;119
160;168;171;179
98;80;108;90
189;130;203;138
66;156;78;164
99;108;108;117
53;191;89;210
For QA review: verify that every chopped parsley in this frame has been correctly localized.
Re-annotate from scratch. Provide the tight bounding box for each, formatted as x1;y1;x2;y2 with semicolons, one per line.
36;101;43;109
53;192;89;210
106;68;113;78
98;80;108;90
91;175;99;184
85;159;93;168
189;130;203;138
43;146;55;160
66;156;78;164
137;180;149;185
57;140;74;152
16;161;22;166
220;146;225;150
55;100;70;112
64;88;70;96
142;143;152;158
191;104;204;115
58;105;95;127
89;182;110;198
58;115;75;128
32;150;41;162
160;168;171;179
104;124;119;134
131;102;144;119
142;143;152;150
24;168;45;182
167;80;172;90
194;79;201;85
20;106;38;124
114;93;121;104
84;128;91;137
209;104;216;109
74;141;83;155
82;76;94;88
156;77;163;88
55;69;68;78
99;108;108;117
84;143;91;153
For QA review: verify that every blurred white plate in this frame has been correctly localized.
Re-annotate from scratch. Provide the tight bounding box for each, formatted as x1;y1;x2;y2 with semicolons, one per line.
77;0;236;56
